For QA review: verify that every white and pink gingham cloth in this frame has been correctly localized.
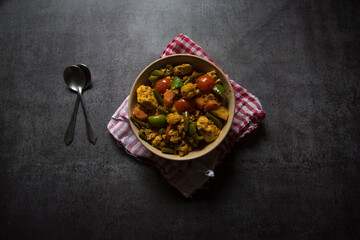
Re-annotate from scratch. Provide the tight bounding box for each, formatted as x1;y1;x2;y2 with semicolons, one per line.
108;34;265;197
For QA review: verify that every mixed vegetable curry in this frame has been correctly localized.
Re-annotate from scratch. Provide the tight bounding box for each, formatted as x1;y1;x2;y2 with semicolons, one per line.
131;63;229;157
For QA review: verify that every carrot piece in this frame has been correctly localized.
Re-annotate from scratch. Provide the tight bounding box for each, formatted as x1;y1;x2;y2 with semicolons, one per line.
163;90;176;107
204;100;221;112
195;97;206;110
133;106;148;121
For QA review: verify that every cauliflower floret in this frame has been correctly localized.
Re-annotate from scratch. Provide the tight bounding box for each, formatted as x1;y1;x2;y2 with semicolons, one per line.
167;129;181;144
181;83;197;99
187;136;198;148
151;135;163;148
166;113;182;125
196;116;220;143
137;85;158;110
173;64;192;76
139;129;158;141
178;140;192;157
206;70;218;80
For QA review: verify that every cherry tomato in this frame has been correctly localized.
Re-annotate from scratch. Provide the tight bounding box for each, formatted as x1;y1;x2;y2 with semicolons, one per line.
195;75;215;93
154;78;172;94
174;98;195;113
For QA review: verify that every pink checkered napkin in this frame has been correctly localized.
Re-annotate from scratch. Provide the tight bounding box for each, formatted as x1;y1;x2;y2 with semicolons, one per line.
108;34;265;197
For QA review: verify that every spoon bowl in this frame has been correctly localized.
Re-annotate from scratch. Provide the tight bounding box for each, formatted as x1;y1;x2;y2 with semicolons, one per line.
77;63;91;89
63;65;87;93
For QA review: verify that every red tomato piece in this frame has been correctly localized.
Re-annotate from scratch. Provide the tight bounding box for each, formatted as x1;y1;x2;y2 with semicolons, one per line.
154;78;172;94
174;98;195;114
195;75;215;93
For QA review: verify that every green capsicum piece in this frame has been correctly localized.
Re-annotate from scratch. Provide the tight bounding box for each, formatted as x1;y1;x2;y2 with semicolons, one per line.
212;83;227;105
188;121;204;142
130;116;150;129
170;76;184;89
183;111;189;132
205;112;223;129
148;114;166;128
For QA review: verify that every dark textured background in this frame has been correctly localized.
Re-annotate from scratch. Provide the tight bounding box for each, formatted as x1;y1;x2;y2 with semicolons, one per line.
1;0;359;239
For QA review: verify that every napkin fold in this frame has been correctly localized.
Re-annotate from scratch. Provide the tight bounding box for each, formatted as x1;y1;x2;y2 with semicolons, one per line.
108;34;265;197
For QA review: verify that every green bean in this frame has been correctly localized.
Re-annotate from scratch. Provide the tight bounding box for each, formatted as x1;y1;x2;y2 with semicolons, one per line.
164;65;173;76
184;72;204;85
158;105;169;115
148;75;159;83
183;79;191;85
205;112;223;129
190;72;203;80
130;116;149;129
183;111;189;132
138;130;147;141
153;89;163;105
189;121;197;138
151;69;165;76
161;147;175;154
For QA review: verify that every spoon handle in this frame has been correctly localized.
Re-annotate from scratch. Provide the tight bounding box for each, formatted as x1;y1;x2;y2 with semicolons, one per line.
64;94;80;146
79;94;97;145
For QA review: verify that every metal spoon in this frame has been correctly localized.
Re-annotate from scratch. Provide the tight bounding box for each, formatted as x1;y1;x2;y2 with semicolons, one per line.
76;64;97;144
63;65;97;145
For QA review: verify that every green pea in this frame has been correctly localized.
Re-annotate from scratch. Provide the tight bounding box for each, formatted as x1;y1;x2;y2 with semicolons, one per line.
159;128;166;134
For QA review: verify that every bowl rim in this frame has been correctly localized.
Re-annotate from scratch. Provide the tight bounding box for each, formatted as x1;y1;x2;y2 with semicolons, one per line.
128;54;235;161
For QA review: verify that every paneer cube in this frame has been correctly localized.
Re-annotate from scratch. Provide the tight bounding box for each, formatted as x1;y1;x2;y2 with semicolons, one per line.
196;116;220;143
136;85;158;110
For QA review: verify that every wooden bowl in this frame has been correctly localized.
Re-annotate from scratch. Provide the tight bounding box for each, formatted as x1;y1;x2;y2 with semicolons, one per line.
128;54;235;160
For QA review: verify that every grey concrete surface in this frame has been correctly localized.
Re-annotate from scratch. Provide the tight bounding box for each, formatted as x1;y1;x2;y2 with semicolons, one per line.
1;0;359;239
